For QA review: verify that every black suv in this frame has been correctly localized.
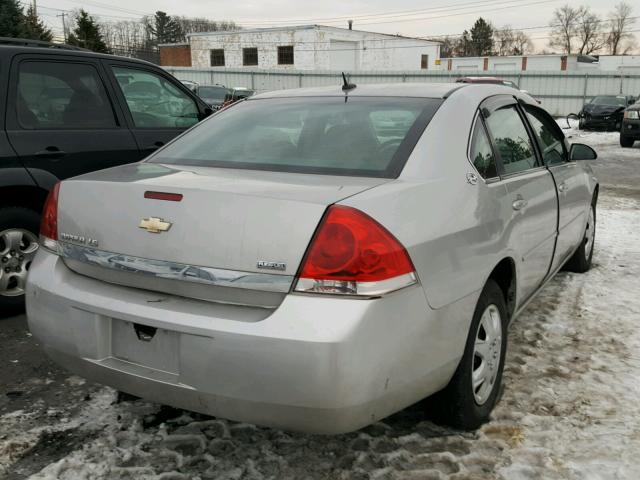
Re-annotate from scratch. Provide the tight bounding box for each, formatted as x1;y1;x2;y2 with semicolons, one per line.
0;38;212;313
620;101;640;148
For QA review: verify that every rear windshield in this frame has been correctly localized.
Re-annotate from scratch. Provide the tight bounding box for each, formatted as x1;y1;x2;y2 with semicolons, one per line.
199;86;227;100
150;97;442;178
591;96;626;106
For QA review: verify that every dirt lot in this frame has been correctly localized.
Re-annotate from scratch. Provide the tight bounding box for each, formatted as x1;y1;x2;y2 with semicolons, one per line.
1;125;639;480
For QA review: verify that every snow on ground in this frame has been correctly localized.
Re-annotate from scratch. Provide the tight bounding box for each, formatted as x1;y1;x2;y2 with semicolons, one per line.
1;130;639;480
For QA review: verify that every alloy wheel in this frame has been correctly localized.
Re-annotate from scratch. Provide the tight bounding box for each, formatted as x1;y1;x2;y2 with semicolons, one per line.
0;229;39;297
472;304;503;405
584;206;595;258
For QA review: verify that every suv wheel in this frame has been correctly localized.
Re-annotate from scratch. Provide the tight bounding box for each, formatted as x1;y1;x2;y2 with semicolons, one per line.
434;279;508;430
0;207;41;317
620;134;634;148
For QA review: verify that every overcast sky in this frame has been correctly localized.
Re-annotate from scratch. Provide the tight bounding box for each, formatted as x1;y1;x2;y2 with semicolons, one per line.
38;0;632;52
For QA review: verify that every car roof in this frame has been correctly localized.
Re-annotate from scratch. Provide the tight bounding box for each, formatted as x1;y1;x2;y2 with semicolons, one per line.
253;83;467;99
457;77;506;82
0;44;156;67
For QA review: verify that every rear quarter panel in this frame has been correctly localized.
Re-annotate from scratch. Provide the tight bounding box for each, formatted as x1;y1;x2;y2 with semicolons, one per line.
342;86;526;311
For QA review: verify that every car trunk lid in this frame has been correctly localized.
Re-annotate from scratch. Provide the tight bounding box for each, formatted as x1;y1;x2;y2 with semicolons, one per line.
57;163;387;308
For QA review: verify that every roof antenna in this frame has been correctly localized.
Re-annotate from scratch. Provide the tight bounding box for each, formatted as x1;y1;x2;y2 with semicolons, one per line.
342;72;356;92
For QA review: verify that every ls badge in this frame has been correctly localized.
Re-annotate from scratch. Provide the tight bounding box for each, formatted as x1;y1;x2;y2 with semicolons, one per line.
139;217;172;234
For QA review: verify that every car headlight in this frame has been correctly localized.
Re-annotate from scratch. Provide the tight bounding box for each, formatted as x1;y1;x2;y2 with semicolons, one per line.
624;110;639;120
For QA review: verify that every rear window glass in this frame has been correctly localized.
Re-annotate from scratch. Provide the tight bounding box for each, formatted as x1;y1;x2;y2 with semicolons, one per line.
150;97;441;178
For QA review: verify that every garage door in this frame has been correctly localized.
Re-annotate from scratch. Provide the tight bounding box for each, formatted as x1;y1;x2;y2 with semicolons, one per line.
330;41;357;71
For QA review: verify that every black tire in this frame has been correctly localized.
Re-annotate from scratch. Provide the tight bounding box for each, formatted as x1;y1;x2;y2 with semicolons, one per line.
564;201;596;273
434;279;508;430
0;207;41;318
578;119;585;130
620;134;634;148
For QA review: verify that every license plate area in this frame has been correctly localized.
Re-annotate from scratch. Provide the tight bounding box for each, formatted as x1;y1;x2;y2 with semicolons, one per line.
111;319;180;375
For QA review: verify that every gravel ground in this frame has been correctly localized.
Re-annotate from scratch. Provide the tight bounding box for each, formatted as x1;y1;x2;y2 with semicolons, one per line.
1;127;639;480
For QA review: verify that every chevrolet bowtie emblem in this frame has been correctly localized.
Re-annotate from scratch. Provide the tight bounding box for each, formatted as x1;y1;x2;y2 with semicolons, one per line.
139;217;172;233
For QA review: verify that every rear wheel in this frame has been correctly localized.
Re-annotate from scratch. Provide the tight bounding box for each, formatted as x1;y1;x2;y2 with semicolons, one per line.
620;134;634;148
564;202;596;273
434;279;508;430
0;207;41;317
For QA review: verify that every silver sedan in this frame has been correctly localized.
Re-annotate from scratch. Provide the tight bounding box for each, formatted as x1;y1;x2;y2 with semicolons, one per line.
26;83;599;434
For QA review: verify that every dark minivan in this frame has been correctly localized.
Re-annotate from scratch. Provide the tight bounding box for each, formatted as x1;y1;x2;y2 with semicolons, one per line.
0;38;212;313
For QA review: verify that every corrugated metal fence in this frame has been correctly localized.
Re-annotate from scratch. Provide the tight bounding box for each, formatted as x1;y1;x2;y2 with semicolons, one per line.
164;67;640;116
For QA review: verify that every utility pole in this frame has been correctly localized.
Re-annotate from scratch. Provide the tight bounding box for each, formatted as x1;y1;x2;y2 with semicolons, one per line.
32;0;37;17
57;12;68;43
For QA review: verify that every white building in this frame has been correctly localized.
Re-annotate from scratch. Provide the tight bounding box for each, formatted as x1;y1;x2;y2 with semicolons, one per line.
187;25;441;71
438;54;640;72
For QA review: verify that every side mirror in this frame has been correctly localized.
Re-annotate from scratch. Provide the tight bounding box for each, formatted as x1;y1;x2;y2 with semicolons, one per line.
570;143;597;161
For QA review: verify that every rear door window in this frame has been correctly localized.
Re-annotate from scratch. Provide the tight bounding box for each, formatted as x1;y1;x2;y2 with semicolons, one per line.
150;97;442;178
17;61;116;129
484;105;538;175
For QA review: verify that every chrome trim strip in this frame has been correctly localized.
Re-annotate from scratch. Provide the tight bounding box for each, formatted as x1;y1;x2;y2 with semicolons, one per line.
59;242;294;293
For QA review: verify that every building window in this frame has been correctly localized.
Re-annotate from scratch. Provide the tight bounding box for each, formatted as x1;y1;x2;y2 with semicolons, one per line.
243;47;258;66
278;46;294;65
421;54;429;69
210;49;225;67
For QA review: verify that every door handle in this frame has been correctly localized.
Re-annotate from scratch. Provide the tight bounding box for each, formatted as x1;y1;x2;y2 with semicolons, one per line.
145;141;165;151
34;146;66;159
512;199;528;211
558;182;568;193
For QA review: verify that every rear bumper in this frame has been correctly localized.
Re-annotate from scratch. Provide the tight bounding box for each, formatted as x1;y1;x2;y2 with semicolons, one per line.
26;251;474;434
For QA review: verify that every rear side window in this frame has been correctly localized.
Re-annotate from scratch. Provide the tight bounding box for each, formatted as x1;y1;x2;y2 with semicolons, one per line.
524;106;567;166
150;97;442;178
112;66;199;129
469;119;497;179
17;61;116;130
484;105;538;175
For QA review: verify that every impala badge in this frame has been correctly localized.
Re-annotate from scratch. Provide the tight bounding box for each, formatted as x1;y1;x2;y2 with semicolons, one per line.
257;261;286;271
139;217;172;234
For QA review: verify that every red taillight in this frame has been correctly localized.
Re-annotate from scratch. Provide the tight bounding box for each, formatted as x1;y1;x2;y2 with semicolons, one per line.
295;205;417;296
40;182;60;249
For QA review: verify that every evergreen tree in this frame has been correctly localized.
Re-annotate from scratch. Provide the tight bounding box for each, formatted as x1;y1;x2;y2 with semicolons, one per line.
470;17;494;56
67;9;109;53
0;0;26;38
150;11;183;44
24;4;52;42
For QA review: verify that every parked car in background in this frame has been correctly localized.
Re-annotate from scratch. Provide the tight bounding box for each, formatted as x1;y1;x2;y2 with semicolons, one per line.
620;101;640;147
578;95;636;131
0;38;212;314
180;80;199;93
27;83;599;434
222;87;256;107
197;84;230;110
455;77;541;103
456;76;519;89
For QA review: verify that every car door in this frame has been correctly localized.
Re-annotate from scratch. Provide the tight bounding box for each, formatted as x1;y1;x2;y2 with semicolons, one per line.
103;61;202;157
5;54;140;182
481;96;557;304
522;103;592;273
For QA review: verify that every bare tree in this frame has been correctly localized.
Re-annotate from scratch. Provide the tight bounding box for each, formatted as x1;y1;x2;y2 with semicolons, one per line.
494;26;515;56
494;26;533;55
513;31;534;55
548;4;580;54
606;2;636;55
575;7;606;54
